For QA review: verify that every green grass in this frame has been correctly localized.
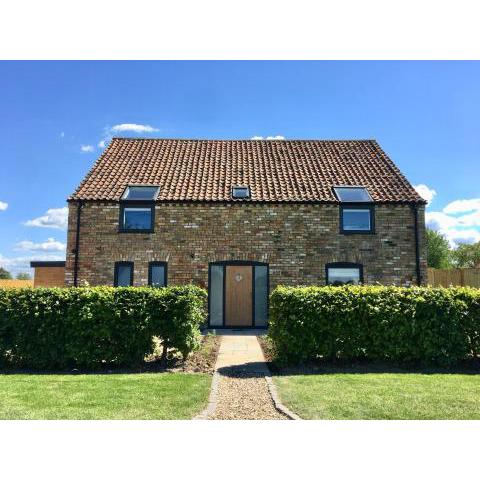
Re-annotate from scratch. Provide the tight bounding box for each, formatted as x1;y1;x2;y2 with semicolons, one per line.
0;373;211;419
274;373;480;419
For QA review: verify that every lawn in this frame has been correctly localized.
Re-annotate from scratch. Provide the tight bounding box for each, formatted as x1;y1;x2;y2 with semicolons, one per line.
274;372;480;419
0;373;211;420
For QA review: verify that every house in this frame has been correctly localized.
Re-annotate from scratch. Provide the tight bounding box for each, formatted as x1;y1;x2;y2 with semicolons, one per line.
64;138;426;328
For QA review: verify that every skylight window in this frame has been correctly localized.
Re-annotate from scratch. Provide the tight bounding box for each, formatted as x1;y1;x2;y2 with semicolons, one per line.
122;186;159;201
232;186;251;199
333;186;373;203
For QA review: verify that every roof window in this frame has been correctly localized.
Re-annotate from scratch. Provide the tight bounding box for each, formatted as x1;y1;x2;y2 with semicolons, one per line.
232;186;251;199
333;186;373;203
121;186;159;201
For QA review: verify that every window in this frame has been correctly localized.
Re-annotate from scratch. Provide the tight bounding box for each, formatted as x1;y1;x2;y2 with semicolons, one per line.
334;185;375;234
232;186;250;199
326;262;363;286
114;262;133;286
120;205;154;231
121;186;159;201
148;262;167;287
341;206;374;233
333;186;373;202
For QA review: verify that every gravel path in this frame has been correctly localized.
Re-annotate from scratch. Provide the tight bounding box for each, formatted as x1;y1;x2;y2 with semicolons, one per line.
210;372;287;420
205;335;287;420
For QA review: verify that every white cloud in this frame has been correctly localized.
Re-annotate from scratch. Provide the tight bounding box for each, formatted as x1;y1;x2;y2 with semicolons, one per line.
80;144;95;153
443;198;480;214
60;132;65;138
426;194;480;247
0;201;8;211
414;184;436;205
0;253;65;275
425;211;458;231
110;123;159;134
251;135;286;140
98;140;107;148
24;207;68;230
14;238;66;252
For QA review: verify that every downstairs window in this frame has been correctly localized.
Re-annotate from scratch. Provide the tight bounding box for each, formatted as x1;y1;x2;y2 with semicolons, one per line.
326;262;363;286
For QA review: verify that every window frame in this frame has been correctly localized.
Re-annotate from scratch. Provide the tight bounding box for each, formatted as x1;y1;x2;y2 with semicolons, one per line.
119;202;155;233
231;186;251;199
325;262;364;285
339;203;375;234
148;261;168;287
114;261;134;287
333;185;373;203
121;185;160;201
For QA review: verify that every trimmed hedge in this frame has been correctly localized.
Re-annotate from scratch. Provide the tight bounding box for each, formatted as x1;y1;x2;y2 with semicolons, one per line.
269;286;480;366
0;285;207;369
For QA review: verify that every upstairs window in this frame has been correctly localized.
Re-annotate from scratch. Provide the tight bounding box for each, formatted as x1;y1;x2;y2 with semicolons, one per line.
119;185;157;232
120;206;154;231
232;186;250;199
333;186;373;203
341;206;373;232
122;186;159;201
326;262;363;286
334;186;375;234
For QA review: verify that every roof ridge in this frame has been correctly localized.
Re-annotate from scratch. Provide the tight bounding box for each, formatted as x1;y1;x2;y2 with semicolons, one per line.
110;136;378;142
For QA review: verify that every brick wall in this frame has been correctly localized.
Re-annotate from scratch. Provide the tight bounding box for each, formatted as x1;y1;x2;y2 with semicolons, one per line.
65;201;427;288
33;266;65;287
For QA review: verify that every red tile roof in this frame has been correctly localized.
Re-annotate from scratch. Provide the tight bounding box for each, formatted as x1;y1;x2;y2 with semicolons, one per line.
69;138;425;203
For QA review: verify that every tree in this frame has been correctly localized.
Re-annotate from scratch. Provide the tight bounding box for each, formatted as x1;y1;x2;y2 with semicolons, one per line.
426;228;452;268
452;241;480;268
0;267;12;279
16;272;31;280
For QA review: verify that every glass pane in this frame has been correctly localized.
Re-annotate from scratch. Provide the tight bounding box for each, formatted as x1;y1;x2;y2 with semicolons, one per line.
209;265;224;326
334;187;372;202
342;209;371;230
123;207;152;230
254;266;268;327
328;267;360;285
123;186;158;200
116;264;132;286
232;187;250;198
150;265;165;287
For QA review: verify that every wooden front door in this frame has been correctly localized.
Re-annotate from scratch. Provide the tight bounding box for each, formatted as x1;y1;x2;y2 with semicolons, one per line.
225;265;253;327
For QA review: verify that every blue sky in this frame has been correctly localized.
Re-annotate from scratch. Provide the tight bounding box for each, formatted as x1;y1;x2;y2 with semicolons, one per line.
0;61;479;275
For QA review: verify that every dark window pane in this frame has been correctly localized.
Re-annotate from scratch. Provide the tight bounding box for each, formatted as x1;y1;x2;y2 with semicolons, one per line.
116;264;132;286
123;186;159;200
150;265;165;287
123;207;152;230
334;187;372;202
342;209;371;231
254;266;268;327
328;267;360;285
210;265;224;326
232;187;250;198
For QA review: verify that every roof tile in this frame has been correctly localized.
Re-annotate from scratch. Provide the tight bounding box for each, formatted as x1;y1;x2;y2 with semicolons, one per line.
69;138;424;203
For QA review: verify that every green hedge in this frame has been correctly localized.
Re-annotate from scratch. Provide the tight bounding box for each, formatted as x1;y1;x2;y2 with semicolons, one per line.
269;286;480;366
0;285;207;369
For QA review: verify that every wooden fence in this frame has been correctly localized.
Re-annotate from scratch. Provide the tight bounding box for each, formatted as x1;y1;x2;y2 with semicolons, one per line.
0;279;33;289
427;268;480;288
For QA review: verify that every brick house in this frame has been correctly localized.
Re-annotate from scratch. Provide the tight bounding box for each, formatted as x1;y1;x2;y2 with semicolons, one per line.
65;138;426;328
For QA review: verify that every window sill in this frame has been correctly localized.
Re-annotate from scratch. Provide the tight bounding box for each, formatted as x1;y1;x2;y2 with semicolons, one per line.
118;229;154;234
340;230;376;235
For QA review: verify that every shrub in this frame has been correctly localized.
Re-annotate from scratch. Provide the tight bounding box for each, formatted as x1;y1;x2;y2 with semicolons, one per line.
0;285;207;370
269;286;480;366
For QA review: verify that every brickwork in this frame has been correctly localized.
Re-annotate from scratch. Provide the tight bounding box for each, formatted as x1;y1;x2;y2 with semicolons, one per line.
33;266;65;287
65;201;427;288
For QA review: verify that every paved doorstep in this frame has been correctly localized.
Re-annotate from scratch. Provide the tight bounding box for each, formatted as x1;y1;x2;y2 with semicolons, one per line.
206;335;287;420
